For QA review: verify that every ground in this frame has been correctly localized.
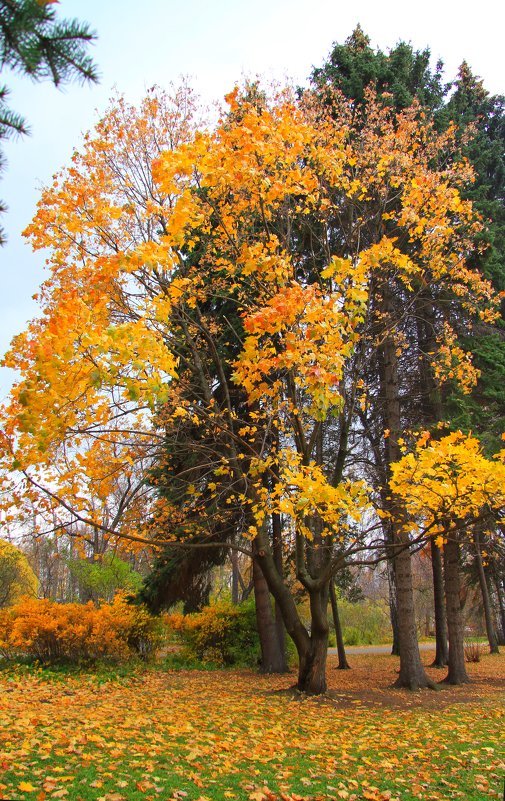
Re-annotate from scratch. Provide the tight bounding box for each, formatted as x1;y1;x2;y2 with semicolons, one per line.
0;650;503;801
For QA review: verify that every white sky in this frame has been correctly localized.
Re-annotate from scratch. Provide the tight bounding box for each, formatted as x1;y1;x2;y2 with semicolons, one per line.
0;0;504;398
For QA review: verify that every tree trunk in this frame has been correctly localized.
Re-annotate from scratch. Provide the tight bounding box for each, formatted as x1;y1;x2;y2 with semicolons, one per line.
252;557;286;673
378;311;434;690
330;579;350;669
252;528;327;693
443;535;470;684
272;511;288;671
230;547;239;605
297;584;330;694
394;540;436;689
430;537;449;667
386;550;400;656
297;627;329;694
474;529;499;654
492;570;505;646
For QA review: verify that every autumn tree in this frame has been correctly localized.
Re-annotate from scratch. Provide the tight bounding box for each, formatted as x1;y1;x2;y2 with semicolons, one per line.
311;30;502;685
0;537;37;606
0;81;499;693
390;432;505;682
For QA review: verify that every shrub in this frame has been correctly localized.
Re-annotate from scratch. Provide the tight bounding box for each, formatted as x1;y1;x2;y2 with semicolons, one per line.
464;640;482;663
0;594;164;664
166;599;260;666
338;598;391;645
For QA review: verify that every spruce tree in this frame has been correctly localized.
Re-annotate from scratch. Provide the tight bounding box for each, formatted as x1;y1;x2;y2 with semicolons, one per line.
0;0;98;241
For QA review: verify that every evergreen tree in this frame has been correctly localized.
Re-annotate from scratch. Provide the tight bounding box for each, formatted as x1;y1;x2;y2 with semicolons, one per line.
0;0;98;241
443;63;505;453
310;27;504;685
311;24;447;116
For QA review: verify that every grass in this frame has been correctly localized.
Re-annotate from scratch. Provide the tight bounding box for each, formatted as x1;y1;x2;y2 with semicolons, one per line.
0;650;503;801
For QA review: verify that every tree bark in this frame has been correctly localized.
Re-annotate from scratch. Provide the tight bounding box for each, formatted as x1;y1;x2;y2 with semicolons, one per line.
252;556;286;673
492;570;505;646
378;307;434;690
252;528;329;693
443;535;470;684
297;583;330;693
297;626;329;694
386;546;400;656
394;539;436;689
430;537;449;667
272;511;288;671
474;529;499;654
230;547;239;605
330;579;350;669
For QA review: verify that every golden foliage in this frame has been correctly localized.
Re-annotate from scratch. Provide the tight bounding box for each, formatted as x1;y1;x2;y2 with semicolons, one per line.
0;81;500;559
390;431;505;536
0;652;503;800
0;539;38;607
0;595;163;663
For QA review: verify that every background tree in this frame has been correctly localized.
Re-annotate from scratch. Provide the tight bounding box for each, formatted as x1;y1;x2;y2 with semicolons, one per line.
390;432;505;682
0;536;37;606
310;27;505;679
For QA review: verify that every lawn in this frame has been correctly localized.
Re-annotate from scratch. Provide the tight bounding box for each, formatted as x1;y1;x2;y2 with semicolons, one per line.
0;651;503;801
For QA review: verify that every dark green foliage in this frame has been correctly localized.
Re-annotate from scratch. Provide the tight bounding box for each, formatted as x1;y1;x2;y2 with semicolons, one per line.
0;0;98;84
170;599;262;667
444;329;505;454
311;24;447;115
138;536;227;614
445;62;505;291
0;0;98;241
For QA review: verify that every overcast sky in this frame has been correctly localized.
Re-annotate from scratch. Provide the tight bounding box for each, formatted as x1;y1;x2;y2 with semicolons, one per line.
0;0;504;398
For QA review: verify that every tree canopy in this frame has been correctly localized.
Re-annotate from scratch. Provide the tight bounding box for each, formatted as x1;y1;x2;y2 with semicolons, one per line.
1;73;503;691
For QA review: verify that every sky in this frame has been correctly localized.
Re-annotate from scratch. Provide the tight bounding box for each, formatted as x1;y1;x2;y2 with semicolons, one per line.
0;0;504;399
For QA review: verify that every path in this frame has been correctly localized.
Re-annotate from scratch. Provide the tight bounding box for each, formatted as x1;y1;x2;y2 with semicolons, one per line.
329;642;435;655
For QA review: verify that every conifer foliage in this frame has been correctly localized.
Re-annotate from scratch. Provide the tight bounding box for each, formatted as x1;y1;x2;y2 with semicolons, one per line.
0;0;98;241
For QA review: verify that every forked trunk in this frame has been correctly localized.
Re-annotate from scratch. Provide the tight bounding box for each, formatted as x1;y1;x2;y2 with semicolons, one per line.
296;582;330;693
252;558;287;673
297;629;329;694
430;537;448;667
443;535;470;684
252;530;329;693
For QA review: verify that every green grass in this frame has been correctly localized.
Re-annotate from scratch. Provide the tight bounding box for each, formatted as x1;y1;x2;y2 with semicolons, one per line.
0;652;503;801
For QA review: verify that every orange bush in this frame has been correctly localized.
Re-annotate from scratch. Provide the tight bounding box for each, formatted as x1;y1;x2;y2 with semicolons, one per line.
0;595;164;664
